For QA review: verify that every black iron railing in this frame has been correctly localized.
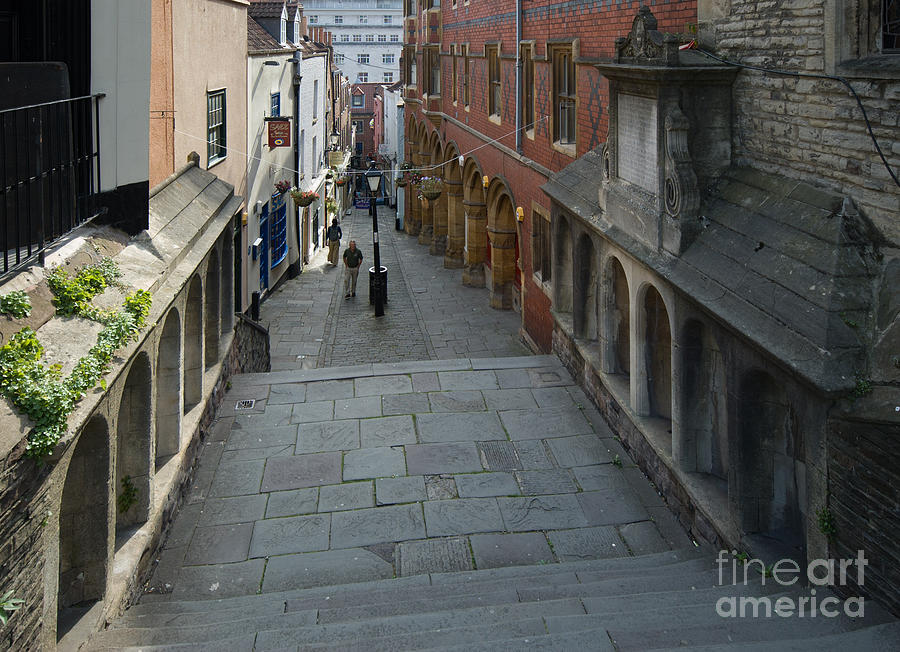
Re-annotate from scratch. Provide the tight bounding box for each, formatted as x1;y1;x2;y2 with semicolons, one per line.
1;93;104;279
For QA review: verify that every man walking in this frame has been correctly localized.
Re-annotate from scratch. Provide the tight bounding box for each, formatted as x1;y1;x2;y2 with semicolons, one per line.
342;240;363;298
326;218;342;265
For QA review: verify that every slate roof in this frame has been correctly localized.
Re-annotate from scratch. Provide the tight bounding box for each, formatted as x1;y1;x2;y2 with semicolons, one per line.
248;16;283;52
543;157;878;394
248;1;285;19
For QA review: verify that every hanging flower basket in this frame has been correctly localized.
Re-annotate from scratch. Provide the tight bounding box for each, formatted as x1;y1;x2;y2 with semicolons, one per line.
334;176;349;187
290;189;318;207
274;179;292;195
416;176;443;201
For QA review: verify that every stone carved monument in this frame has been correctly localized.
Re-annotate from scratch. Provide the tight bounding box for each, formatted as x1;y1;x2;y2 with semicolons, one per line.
598;7;736;255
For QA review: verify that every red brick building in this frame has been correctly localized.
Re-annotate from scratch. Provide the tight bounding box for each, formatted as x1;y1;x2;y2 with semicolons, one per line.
401;0;696;350
350;82;385;168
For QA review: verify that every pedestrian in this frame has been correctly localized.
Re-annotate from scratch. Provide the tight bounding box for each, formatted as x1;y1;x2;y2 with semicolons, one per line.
325;218;342;265
342;240;363;298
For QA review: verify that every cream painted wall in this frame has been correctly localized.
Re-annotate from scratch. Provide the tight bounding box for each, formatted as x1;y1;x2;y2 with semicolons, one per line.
172;0;249;195
91;0;151;191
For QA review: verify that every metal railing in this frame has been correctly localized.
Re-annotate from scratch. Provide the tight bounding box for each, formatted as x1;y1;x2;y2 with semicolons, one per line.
0;93;104;279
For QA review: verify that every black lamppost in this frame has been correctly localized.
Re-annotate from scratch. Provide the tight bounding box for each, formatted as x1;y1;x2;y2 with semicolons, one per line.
365;163;385;317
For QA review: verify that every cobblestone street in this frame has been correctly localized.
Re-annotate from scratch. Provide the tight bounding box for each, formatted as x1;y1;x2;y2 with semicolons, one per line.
261;205;529;371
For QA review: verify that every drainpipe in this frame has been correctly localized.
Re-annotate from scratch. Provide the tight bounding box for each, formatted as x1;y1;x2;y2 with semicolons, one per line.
515;0;523;154
290;51;303;277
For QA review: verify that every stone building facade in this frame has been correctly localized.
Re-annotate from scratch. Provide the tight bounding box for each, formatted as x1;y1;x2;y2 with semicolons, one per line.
402;0;900;616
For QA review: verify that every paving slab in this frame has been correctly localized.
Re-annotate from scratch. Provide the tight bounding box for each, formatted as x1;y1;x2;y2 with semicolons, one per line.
397;537;474;576
548;526;630;561
455;472;520;498
424;497;505;537
573;464;632;492
494;368;533;389
618;520;671;555
355;374;413;396
359;415;417;448
184;523;254;565
577;490;650;526
197;495;268;527
498;495;589;531
220;444;295;463
515;469;579;495
500;407;593;440
259;452;342;492
265;488;320;518
425;475;459;500
546;434;613;467
531;387;577;408
225;425;298;451
482;388;538;410
437;370;499;391
334;396;382;419
305;379;355;402
411;371;440;392
232;403;293;428
342;446;407;480
261;548;395;592
381;393;431;416
647;505;695;549
405;442;483;475
267;383;308;404
477;440;523;471
291;400;335;424
470;532;553;569
415;412;505;443
514;441;554;469
330;503;426;548
427;390;487;412
318;481;374;512
376;476;427;505
171;558;266;600
208;460;265;497
249;513;331;557
296;420;360;453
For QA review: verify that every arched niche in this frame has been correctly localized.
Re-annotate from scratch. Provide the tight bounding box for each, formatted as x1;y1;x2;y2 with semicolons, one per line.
155;308;181;468
574;232;598;340
553;214;573;315
643;285;672;420
115;353;152;531
204;248;220;369
184;275;202;412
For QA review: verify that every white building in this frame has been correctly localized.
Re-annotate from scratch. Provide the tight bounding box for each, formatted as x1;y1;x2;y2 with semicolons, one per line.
303;0;402;84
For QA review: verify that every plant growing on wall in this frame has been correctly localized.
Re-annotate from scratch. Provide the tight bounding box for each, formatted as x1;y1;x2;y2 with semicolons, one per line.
0;290;31;319
0;259;152;458
117;475;138;514
0;591;24;626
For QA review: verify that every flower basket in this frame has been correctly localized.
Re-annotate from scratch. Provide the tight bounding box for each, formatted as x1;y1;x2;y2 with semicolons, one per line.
421;189;441;200
274;179;292;195
416;176;443;201
290;189;318;207
334;176;348;187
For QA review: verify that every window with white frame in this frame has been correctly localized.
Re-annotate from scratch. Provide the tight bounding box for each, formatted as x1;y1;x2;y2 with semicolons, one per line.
383;15;392;24
358;53;370;64
313;80;319;119
270;92;280;117
552;46;576;145
352;94;364;107
383;72;393;82
359;15;368;23
310;15;318;23
335;15;344;24
207;89;226;164
340;34;349;41
280;14;287;43
335;53;345;64
383;53;394;64
353;34;362;42
378;34;387;42
366;34;375;42
312;136;318;174
358;72;369;82
532;207;551;283
390;34;399;42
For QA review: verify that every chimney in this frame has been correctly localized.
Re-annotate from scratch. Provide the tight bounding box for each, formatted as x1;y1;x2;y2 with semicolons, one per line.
301;16;308;38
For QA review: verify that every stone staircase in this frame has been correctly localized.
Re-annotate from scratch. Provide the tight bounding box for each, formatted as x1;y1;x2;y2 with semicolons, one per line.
85;546;899;651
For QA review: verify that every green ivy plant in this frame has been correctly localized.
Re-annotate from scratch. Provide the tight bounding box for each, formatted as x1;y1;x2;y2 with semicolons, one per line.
117;475;138;514
0;590;24;626
817;506;837;540
0;259;152;458
0;290;31;319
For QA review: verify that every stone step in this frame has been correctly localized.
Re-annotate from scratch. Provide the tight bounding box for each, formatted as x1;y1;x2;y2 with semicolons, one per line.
91;598;586;648
90;635;256;652
128;548;702;618
547;590;895;650
520;568;725;602
649;620;900;651
293;618;549;652
112;597;288;630
436;628;616;652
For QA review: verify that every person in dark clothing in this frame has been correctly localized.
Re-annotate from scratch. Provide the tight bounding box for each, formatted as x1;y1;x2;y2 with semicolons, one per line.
342;240;363;298
326;218;342;265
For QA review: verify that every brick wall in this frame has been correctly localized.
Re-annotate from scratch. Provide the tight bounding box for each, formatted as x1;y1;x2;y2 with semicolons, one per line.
407;1;698;350
707;0;900;243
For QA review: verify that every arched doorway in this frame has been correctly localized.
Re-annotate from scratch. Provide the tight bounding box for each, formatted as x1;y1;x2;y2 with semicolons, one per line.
204;248;220;369
462;159;487;288
486;187;518;310
443;143;465;268
155;309;181;468
57;415;110;640
116;353;152;532
183;275;202;412
429;136;447;256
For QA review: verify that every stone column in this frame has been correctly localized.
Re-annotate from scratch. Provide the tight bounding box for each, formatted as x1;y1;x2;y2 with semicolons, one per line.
462;199;486;287
417;146;433;246
443;178;465;268
430;184;448;256
487;226;516;310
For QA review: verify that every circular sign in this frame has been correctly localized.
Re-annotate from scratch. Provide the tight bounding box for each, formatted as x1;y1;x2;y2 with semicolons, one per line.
272;137;285;146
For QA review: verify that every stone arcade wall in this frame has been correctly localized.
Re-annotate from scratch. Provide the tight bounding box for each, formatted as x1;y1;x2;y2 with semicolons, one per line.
0;163;269;649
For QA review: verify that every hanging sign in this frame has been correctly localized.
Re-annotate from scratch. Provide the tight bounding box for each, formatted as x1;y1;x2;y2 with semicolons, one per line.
266;119;291;148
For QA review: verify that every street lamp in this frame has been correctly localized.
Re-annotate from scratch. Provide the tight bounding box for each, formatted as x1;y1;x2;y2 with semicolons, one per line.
366;163;385;317
330;130;340;150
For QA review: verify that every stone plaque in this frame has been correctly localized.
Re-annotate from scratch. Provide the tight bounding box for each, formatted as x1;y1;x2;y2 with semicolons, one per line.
617;93;658;194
